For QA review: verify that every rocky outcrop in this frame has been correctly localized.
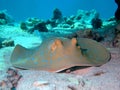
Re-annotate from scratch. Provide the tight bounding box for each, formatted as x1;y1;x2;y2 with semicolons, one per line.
0;10;14;25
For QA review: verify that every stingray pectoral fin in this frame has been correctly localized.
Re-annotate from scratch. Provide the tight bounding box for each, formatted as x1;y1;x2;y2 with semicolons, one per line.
10;44;30;66
51;39;63;52
71;38;77;46
77;38;111;66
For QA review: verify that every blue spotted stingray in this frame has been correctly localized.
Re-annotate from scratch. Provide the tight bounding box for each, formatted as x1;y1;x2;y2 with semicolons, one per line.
10;37;110;72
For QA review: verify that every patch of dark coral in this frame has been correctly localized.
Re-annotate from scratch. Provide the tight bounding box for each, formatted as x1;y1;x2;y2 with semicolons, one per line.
20;8;64;33
0;68;22;90
30;21;48;33
47;8;64;27
0;10;14;25
52;8;63;20
2;39;14;47
46;19;57;27
91;17;102;29
20;18;48;33
0;37;6;48
20;22;28;30
0;38;14;48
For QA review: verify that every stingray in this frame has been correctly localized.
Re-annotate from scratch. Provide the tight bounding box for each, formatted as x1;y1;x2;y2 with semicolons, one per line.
10;37;110;72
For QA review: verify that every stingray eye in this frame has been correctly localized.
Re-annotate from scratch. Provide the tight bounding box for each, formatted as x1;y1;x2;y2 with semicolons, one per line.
50;43;57;52
54;39;63;48
55;39;63;45
50;39;63;52
71;38;77;45
77;46;81;49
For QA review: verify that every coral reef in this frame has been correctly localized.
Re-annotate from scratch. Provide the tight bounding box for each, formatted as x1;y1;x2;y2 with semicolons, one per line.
2;9;118;49
0;37;6;48
72;9;99;29
52;8;63;20
66;29;104;42
20;18;48;33
0;38;14;48
19;9;108;37
46;8;64;28
91;14;102;29
0;10;14;25
30;21;48;32
46;9;100;29
2;39;14;48
20;22;28;30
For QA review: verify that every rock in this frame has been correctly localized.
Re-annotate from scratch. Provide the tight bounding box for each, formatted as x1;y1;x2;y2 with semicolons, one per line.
2;39;14;47
0;37;6;48
33;21;48;32
75;9;99;24
91;17;102;29
102;18;116;28
65;9;99;29
20;22;28;30
0;10;14;25
20;18;48;33
0;68;22;90
65;18;74;25
66;29;104;42
0;19;7;25
57;23;71;28
47;8;64;28
0;38;14;48
26;17;42;26
73;22;86;29
52;8;63;20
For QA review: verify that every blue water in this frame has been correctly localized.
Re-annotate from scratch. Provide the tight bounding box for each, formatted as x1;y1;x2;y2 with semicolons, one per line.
0;0;117;21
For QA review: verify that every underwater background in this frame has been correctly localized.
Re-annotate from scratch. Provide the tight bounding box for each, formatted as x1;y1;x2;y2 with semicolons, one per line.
0;0;120;90
0;0;117;21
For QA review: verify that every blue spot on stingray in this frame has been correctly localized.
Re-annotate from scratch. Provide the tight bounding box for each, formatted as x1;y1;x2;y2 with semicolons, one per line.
34;61;38;65
50;53;53;57
49;59;53;64
40;51;44;56
89;55;93;58
25;53;29;56
41;59;48;63
31;57;35;61
57;58;62;61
